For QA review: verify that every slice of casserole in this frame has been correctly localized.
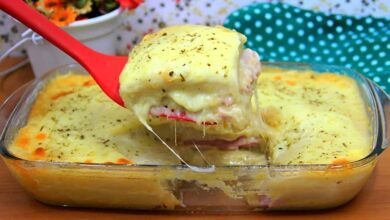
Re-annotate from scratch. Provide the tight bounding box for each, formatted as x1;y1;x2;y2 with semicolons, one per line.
119;25;265;149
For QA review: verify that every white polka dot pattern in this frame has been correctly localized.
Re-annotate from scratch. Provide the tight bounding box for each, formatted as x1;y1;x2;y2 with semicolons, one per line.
224;3;390;92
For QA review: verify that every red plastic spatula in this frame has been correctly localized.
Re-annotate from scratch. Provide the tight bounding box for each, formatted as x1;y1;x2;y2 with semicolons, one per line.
0;1;218;172
0;0;127;106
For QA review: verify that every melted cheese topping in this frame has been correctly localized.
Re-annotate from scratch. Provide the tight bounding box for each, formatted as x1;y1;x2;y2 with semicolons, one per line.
10;74;179;165
258;67;372;164
119;25;261;139
9;68;371;165
120;25;243;115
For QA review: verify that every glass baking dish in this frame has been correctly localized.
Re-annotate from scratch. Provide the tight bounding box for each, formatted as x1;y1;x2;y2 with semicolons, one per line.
0;62;388;211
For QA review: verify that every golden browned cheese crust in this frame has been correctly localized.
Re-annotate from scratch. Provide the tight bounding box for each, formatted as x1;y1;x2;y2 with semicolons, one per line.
9;68;371;165
9;74;265;165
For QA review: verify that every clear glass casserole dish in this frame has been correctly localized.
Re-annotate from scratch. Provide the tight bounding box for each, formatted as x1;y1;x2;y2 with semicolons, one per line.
0;62;388;211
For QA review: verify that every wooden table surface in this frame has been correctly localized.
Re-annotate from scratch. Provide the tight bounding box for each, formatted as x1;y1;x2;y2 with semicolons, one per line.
0;58;389;220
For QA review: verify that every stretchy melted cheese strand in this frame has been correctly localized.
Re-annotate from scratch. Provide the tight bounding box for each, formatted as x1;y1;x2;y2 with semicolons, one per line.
192;142;212;166
139;117;215;173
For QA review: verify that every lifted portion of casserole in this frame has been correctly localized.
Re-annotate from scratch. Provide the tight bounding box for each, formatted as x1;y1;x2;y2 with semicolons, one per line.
119;25;265;150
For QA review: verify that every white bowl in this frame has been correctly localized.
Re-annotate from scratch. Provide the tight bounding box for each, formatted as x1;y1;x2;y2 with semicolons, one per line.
25;8;122;78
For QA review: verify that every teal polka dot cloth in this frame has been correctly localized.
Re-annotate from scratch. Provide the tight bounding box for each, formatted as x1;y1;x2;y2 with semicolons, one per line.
224;3;390;93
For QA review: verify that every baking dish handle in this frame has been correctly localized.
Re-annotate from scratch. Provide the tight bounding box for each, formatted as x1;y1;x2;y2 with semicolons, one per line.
368;80;390;154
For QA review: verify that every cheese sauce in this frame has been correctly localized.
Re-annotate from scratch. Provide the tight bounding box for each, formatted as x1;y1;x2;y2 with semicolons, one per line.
9;67;372;165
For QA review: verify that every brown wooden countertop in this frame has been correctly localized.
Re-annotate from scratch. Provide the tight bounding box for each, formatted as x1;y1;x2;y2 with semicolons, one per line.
0;58;389;220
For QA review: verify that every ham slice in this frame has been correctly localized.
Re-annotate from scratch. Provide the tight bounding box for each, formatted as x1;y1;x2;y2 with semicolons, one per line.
150;106;217;125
